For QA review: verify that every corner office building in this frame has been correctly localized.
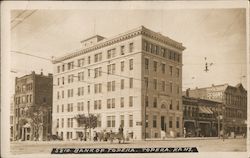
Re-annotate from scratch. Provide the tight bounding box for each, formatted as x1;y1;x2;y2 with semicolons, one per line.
52;26;185;140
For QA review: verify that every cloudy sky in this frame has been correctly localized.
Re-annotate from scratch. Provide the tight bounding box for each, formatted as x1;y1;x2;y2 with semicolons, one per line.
10;7;247;94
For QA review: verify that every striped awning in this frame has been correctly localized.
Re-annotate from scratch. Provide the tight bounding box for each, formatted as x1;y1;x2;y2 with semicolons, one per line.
199;106;213;114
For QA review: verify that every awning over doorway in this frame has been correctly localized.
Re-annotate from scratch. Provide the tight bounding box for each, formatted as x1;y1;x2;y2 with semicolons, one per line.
198;106;213;114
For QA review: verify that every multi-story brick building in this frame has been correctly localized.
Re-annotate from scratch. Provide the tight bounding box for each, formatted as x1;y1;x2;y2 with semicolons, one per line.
52;26;185;140
13;71;53;141
182;96;222;137
186;83;247;136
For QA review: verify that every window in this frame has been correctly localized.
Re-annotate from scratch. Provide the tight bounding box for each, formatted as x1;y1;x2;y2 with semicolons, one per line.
129;78;133;88
94;83;102;93
94;53;102;63
170;100;173;110
161;63;165;74
153;61;157;72
67;103;73;112
176;68;180;77
107;82;111;92
57;66;60;73
107;99;111;109
94;100;98;110
77;102;84;111
121;79;124;89
145;58;149;70
177;85;179;94
67;62;74;70
57;105;59;113
153;97;157;108
78;58;85;67
61;118;64;128
162;48;166;57
169;82;173;93
78;72;84;81
169;117;173;128
107;48;116;59
145;95;149;107
129;59;133;70
112;64;115;74
169;66;173;76
129;115;133;127
112;98;115;108
88;85;90;94
78;87;84;96
120;115;124;127
62;77;64;85
62;64;65;72
176;117;180;128
88;56;91;64
121;45;125;55
153;115;157;128
61;104;64;112
129;43;134;53
155;46;159;55
107;116;116;127
68;75;74;83
153;79;157;90
94;67;102;78
129;96;133;107
56;119;59;128
107;64;115;74
88;69;91;77
97;116;102;127
162;81;165;92
177;101;180;110
121;61;124;72
120;97;124;108
67;89;73;98
112;81;115;91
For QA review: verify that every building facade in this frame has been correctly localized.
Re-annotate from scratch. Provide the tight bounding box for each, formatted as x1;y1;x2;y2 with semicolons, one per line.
10;96;14;141
186;83;247;136
13;71;53;141
52;26;185;140
182;96;222;137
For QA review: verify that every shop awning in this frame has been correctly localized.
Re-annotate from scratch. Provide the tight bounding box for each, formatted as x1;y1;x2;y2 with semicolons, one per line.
198;106;213;114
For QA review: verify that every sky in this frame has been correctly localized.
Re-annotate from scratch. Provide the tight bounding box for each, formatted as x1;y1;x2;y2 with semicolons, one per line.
10;8;247;94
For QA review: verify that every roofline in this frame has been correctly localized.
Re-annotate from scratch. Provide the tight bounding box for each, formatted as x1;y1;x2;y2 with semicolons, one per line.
52;25;186;64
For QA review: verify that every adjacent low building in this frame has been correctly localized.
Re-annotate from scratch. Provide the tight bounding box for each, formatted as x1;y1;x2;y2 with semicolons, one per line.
52;26;185;140
185;83;247;137
13;71;53;141
182;96;222;137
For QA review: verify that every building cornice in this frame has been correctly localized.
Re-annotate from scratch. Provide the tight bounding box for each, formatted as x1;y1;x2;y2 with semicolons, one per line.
53;26;185;64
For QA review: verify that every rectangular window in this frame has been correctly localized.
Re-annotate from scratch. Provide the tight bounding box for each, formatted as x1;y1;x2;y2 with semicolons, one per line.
94;100;98;110
56;119;59;128
67;62;74;70
177;85;179;94
112;98;115;108
78;58;85;67
62;77;64;85
88;85;90;94
107;116;111;127
61;118;64;128
177;101;180;110
88;69;91;77
62;64;65;72
121;61;124;72
129;43;134;53
120;97;124;108
162;81;165;92
169;66;173;76
88;56;91;64
170;100;173;110
176;68;180;77
107;82;111;92
78;72;84;81
107;99;111;109
112;64;115;74
176;117;180;128
129;78;133;88
57;66;60;73
162;63;165;74
129;96;133;107
112;81;115;91
57;105;59;113
129;59;133;70
153;61;157;72
129;115;133;127
107;65;111;74
112;116;116;127
153;115;157;128
61;104;64;112
57;78;60;86
153;79;157;90
145;58;149;70
170;82;173;93
121;45;125;55
153;97;157;108
67;118;70;128
121;79;124;90
120;115;124;127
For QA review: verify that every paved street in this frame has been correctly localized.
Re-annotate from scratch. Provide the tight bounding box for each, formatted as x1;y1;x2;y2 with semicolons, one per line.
10;138;246;154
